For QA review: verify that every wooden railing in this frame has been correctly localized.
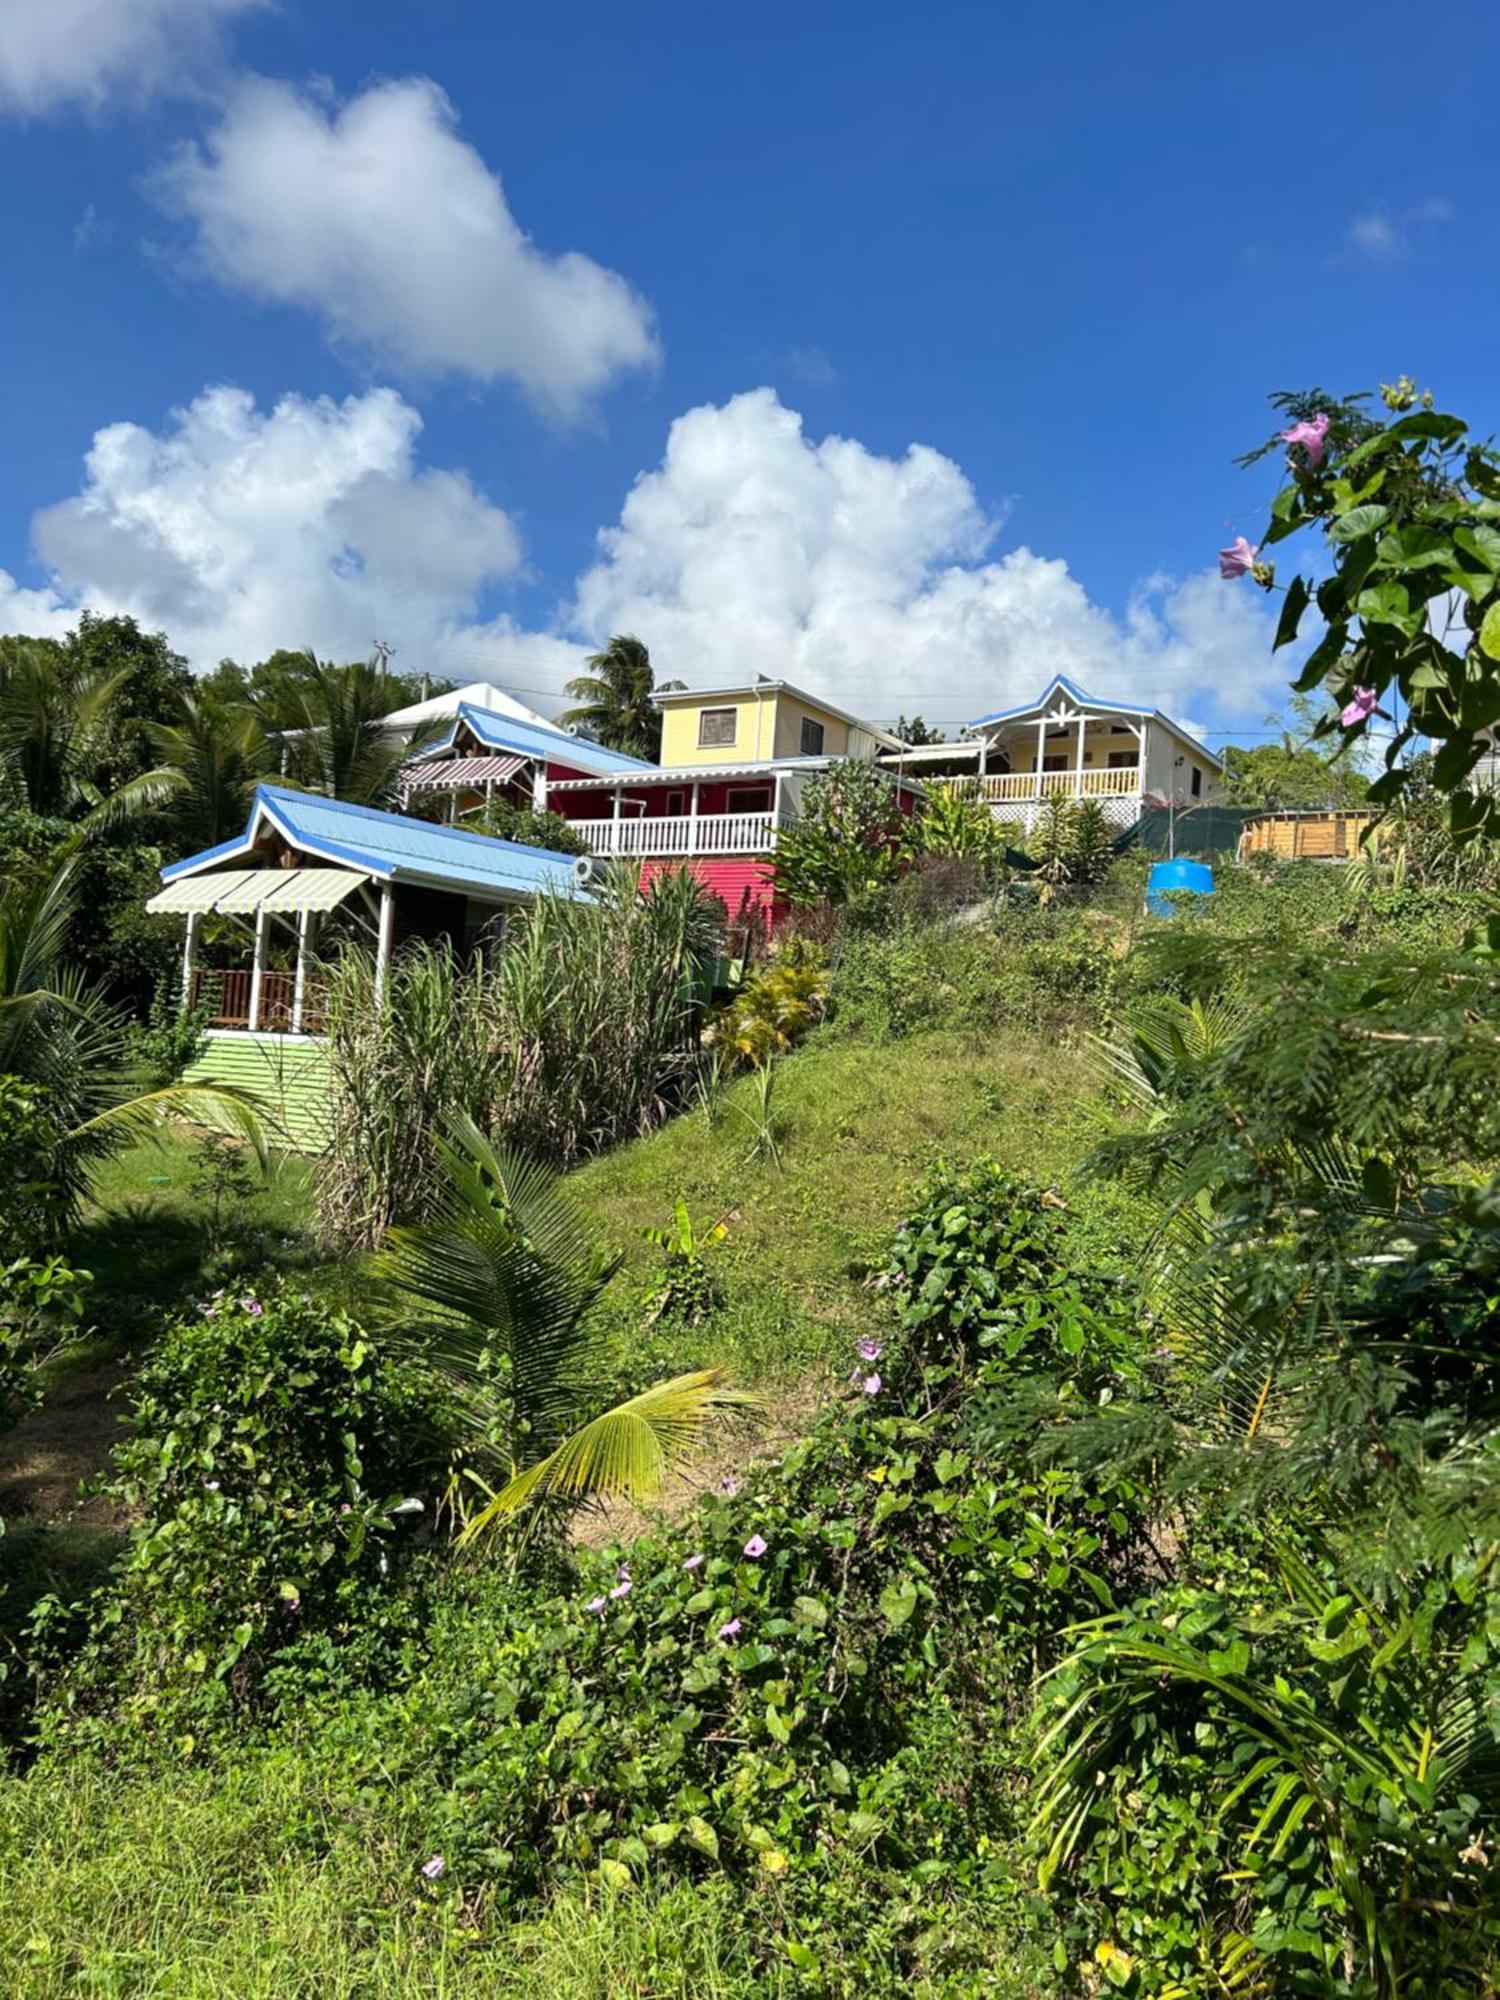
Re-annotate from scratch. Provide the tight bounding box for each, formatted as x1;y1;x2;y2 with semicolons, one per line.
570;811;780;858
190;967;325;1033
933;767;1141;804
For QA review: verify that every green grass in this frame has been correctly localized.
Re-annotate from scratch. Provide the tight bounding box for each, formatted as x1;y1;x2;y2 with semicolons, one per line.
576;1023;1109;1385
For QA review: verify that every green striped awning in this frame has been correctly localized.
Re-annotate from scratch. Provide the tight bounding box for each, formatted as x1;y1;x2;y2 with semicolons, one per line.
146;868;368;917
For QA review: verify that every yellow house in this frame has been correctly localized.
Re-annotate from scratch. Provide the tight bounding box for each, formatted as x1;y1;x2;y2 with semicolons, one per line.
655;679;904;769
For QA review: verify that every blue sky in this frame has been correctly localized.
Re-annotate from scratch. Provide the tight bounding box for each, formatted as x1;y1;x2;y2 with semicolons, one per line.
0;0;1495;742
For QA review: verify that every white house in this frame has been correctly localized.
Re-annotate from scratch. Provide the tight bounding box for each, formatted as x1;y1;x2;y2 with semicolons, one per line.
880;674;1223;831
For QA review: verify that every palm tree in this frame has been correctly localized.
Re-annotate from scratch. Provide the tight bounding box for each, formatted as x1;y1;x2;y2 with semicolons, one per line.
560;635;683;761
1;857;265;1235
150;693;270;850
376;1116;751;1535
0;640;176;833
262;652;427;808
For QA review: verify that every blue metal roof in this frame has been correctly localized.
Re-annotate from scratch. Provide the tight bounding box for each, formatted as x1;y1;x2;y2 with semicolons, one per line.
415;703;658;778
966;674;1223;767
161;785;584;903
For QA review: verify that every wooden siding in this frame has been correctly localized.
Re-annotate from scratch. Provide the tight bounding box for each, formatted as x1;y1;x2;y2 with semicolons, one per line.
1237;810;1379;862
182;1032;333;1154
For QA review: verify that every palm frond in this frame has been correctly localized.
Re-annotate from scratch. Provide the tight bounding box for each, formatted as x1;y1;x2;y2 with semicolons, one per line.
459;1368;757;1539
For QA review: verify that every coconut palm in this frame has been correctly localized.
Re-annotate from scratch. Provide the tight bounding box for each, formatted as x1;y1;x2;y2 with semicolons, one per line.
149;693;270;850
560;634;683;760
262;651;428;808
0;639;176;833
376;1115;752;1536
1;857;265;1233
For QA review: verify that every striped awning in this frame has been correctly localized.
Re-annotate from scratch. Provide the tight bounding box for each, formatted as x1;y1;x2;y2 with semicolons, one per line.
402;755;528;792
146;867;368;917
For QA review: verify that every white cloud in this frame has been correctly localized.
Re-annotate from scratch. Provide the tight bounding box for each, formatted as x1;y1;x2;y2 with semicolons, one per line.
568;388;1284;733
155;76;660;417
2;383;1286;738
1346;197;1452;263
21;384;525;670
0;0;258;115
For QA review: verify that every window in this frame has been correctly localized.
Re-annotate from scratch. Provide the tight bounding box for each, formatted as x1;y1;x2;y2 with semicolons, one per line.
725;785;772;813
698;707;737;747
1191;766;1203;798
666;790;686;815
799;715;825;756
1107;750;1139;769
1042;754;1069;772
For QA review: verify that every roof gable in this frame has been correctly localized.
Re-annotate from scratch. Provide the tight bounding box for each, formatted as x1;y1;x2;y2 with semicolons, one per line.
417;704;659;778
161;785;584;903
966;676;1222;768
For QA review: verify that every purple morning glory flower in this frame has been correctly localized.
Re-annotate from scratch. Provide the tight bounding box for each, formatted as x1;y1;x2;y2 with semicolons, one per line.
1340;686;1379;727
743;1534;768;1559
420;1855;446;1881
856;1336;883;1363
610;1578;633;1600
203;1479;220;1492
861;1373;882;1396
1218;536;1258;579
586;1595;607;1615
684;1554;705;1571
718;1618;742;1641
1280;411;1331;467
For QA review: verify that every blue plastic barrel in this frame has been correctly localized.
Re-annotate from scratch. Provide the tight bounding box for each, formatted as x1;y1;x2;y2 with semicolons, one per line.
1145;858;1214;916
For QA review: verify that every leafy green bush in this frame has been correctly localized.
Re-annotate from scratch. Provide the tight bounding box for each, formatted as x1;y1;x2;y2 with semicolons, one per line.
40;1286;461;1737
466;796;589;855
0;1248;91;1433
769;761;905;909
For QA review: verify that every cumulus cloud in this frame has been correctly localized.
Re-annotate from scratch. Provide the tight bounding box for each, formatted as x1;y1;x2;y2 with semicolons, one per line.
0;0;257;115
22;384;526;670
568;389;1284;732
2;383;1285;737
154;76;660;417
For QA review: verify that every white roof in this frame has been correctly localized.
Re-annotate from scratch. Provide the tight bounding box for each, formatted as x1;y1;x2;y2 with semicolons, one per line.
381;680;554;737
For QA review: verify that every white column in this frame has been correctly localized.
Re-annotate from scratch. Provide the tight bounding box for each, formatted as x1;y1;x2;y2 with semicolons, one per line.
531;761;548;812
978;735;988;779
179;911;200;1012
772;769;785;847
291;908;314;1034
1074;714;1087;797
689;780;701;856
247;904;270;1033
1035;716;1048;789
374;884;396;1005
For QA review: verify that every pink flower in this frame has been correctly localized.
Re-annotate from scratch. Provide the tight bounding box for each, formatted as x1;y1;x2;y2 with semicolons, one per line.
683;1554;705;1571
718;1618;742;1640
861;1374;882;1396
856;1336;883;1363
420;1855;446;1881
610;1577;633;1600
586;1594;607;1615
1218;536;1258;579
1280;411;1331;467
1341;686;1379;728
203;1479;220;1492
743;1534;768;1559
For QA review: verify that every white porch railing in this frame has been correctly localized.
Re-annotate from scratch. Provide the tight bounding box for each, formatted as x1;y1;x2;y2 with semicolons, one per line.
933;768;1141;804
569;811;780;858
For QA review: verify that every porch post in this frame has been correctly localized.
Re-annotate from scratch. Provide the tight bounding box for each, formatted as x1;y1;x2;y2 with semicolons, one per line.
179;911;200;1013
978;734;988;781
531;761;548;812
247;904;270;1033
374;884;396;1005
1035;716;1048;790
1074;713;1087;797
689;779;701;856
291;907;313;1035
772;769;785;847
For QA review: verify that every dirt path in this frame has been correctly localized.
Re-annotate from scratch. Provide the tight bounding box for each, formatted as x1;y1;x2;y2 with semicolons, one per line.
0;1354;135;1527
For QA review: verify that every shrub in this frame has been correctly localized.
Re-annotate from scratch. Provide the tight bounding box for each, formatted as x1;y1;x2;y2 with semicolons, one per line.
708;947;830;1066
769;762;905;909
0;1248;91;1433
466;796;589;856
41;1285;460;1735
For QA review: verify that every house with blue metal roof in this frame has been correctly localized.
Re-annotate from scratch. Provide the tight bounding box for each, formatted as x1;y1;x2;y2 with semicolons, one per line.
876;674;1223;833
397;701;657;818
144;784;587;1149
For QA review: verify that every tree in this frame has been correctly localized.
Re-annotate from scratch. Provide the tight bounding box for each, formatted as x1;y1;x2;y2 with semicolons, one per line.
892;714;945;746
150;693;270;851
209;649;445;732
376;1117;751;1533
1221;696;1371;810
560;635;683;760
261;651;429;808
0;631;176;832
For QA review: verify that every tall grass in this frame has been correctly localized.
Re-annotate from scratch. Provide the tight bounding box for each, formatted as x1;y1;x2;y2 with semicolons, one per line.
319;866;724;1248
